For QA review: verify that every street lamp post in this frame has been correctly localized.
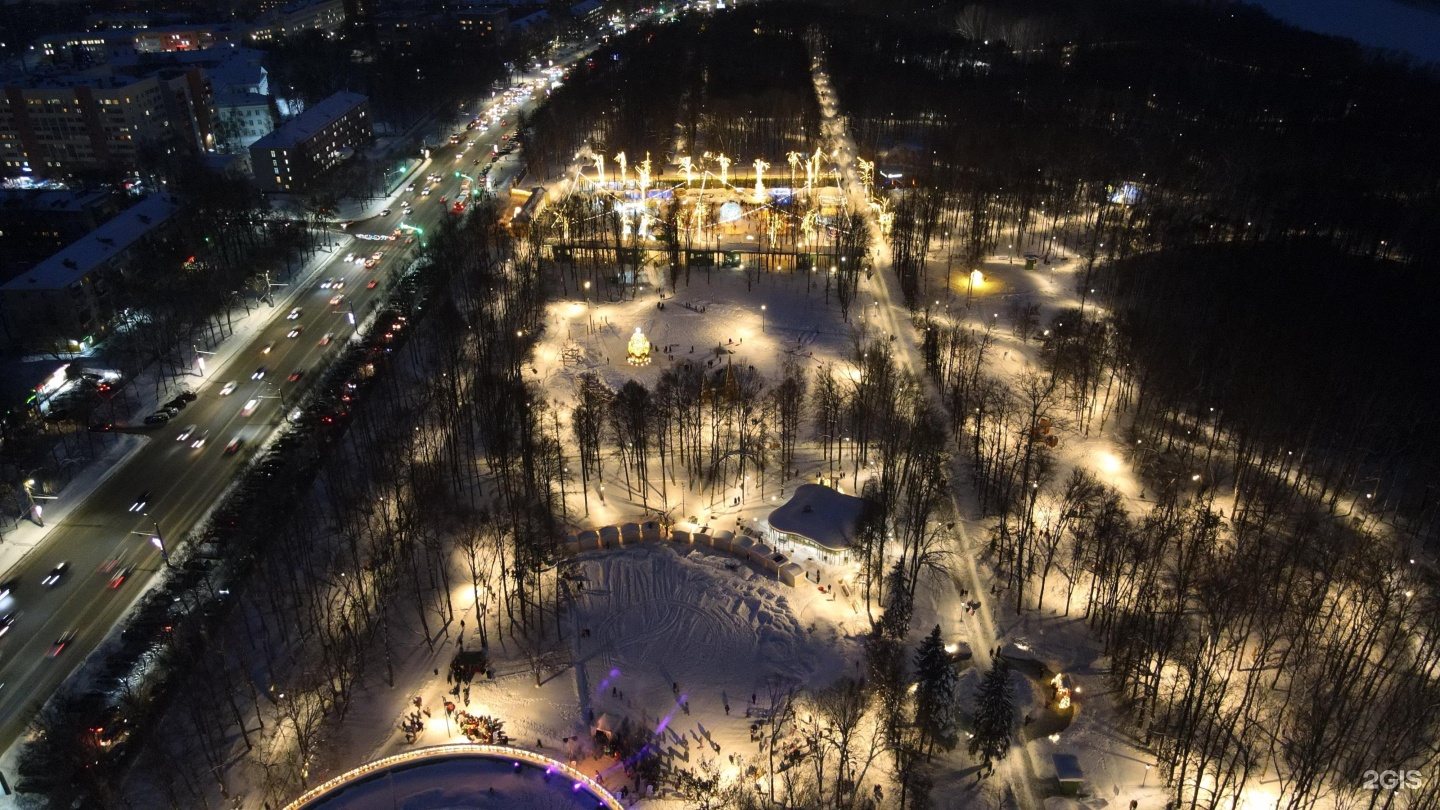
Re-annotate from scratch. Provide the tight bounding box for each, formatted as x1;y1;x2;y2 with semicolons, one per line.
760;304;766;333
132;522;171;567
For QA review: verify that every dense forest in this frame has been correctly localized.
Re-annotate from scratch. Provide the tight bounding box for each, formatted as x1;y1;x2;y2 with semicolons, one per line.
526;8;823;177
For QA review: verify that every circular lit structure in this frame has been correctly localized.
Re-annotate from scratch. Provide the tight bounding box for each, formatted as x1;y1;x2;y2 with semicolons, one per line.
283;744;623;810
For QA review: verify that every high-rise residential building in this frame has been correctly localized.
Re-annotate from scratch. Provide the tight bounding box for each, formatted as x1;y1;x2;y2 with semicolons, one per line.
0;67;215;178
248;91;370;193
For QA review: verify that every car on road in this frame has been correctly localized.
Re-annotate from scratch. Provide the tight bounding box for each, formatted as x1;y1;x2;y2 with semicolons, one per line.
287;326;304;338
344;253;355;263
288;369;304;382
318;332;334;346
241;399;259;416
108;566;135;589
380;208;391;216
220;381;238;396
332;280;345;291
0;612;14;637
287;307;302;320
191;431;209;449
129;491;151;513
143;413;170;425
364;258;378;269
252;367;267;380
161;406;181;418
175;425;196;442
329;294;345;306
89;421;116;432
367;279;379;289
224;437;244;455
1;577;19;600
48;630;77;658
41;562;70;586
320;278;335;289
262;342;274;354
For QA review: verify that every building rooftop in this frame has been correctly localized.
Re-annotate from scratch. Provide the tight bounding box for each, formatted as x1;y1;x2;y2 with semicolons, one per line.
2;193;184;292
250;91;367;151
767;484;867;552
0;188;112;214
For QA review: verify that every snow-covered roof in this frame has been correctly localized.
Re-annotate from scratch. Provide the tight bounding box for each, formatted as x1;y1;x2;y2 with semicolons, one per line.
2;193;183;292
250;91;366;151
767;484;865;551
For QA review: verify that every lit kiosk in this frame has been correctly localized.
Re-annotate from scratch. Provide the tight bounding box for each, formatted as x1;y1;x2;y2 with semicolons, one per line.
626;326;652;366
767;483;866;564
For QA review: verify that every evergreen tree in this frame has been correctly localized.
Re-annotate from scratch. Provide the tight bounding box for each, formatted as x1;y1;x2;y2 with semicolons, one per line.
969;660;1014;770
879;561;913;640
913;625;960;757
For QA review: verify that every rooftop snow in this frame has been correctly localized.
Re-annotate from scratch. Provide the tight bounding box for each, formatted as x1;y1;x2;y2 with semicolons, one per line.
767;483;865;551
2;193;183;292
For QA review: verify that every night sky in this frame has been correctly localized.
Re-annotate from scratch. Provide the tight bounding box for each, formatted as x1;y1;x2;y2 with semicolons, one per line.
1249;0;1440;63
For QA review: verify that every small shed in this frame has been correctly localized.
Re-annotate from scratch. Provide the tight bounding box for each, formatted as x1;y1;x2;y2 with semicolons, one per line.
561;534;581;556
641;520;663;541
577;529;601;551
751;542;775;568
599;525;620;548
711;529;735;550
732;535;756;558
1051;754;1084;796
779;561;804;587
620;522;642;542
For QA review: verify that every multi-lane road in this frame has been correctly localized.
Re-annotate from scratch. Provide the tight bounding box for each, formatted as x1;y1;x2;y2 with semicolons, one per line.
0;72;552;752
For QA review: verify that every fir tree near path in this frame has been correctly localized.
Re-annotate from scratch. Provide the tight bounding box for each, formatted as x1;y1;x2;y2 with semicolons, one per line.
913;625;960;758
969;658;1015;775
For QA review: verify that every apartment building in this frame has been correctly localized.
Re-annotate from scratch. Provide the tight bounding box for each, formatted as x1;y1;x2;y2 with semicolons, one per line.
0;67;214;178
247;0;348;43
0;193;185;348
249;91;370;193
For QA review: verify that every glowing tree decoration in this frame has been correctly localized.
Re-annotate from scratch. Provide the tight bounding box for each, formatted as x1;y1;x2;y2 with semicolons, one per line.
804;151;819;193
626;326;652;365
715;154;732;186
593;153;606;185
811;148;826;187
857;159;875;199
787;151;803;187
753;159;769;198
637;154;652;197
678;156;694;185
615;151;628;185
800;210;818;245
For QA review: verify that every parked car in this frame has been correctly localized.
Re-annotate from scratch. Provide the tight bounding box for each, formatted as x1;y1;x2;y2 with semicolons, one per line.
143;413;170;425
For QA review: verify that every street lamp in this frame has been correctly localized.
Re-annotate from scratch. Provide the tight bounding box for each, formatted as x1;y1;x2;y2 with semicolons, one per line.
760;304;766;333
132;522;171;567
